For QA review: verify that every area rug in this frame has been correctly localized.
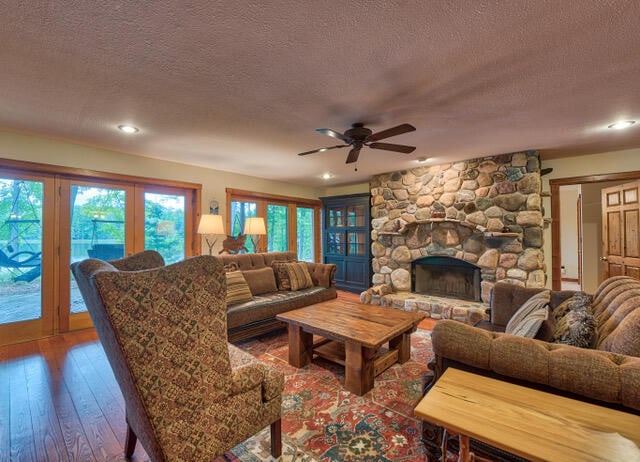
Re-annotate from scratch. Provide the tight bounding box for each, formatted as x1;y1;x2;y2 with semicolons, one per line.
214;328;433;462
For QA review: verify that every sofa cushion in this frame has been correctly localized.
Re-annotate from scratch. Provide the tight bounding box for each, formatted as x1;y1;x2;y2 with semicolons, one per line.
505;290;550;338
242;267;278;295
284;261;314;291
226;271;253;305
271;261;292;290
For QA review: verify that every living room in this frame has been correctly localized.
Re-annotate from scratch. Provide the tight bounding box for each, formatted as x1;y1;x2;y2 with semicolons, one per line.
2;2;640;461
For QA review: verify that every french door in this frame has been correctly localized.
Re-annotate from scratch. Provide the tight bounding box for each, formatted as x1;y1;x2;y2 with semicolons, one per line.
1;166;197;345
0;171;56;344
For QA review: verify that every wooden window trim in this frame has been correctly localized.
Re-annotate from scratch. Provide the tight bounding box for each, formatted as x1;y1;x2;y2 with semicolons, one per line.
226;188;321;261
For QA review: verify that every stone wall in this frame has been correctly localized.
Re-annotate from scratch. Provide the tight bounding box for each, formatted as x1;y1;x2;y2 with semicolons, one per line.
367;151;545;302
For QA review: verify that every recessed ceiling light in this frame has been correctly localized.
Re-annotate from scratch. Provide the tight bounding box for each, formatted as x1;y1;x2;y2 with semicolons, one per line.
416;156;430;163
321;173;333;180
607;120;636;130
117;124;139;134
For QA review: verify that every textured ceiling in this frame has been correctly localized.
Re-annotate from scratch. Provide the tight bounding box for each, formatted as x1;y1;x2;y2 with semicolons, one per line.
1;1;639;187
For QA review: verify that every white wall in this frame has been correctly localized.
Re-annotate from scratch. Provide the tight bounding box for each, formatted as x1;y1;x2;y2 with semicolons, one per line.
559;185;580;279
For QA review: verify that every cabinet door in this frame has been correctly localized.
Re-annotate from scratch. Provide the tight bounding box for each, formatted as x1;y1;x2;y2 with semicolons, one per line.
321;194;371;293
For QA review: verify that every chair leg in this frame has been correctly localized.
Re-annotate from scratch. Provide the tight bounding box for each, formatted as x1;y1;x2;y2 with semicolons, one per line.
270;418;282;458
124;422;138;459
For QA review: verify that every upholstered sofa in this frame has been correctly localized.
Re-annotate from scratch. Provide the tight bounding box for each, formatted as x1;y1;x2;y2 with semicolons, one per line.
216;251;337;342
423;276;640;461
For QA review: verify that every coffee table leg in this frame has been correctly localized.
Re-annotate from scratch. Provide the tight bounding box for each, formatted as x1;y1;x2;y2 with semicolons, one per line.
287;325;313;368
389;332;411;363
345;342;375;395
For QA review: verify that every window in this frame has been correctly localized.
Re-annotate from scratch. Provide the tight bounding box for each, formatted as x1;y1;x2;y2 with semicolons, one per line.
226;188;321;261
0;158;201;345
296;207;314;262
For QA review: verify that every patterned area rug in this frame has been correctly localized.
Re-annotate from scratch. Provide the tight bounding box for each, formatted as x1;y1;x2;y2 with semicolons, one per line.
214;329;433;461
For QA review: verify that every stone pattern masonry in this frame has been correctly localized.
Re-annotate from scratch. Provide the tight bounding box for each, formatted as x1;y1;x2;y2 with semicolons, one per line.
361;151;545;318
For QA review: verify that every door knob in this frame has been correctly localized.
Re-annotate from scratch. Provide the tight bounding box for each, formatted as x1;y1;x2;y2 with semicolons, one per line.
600;256;608;261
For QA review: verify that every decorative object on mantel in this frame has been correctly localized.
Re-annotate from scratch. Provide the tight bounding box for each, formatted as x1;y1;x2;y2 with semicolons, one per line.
197;214;226;255
243;217;266;253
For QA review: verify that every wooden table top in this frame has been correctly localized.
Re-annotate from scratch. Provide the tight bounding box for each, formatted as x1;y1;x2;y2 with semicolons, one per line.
276;300;425;348
414;368;640;462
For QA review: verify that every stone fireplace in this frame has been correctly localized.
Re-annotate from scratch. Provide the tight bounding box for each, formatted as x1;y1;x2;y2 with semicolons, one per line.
412;256;481;302
361;151;546;314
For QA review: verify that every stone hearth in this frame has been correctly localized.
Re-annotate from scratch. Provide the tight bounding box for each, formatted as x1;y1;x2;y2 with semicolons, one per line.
361;151;545;321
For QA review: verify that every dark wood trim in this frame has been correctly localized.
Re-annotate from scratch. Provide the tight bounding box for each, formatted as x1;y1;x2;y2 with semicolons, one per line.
549;170;640;291
549;170;640;187
226;187;321;206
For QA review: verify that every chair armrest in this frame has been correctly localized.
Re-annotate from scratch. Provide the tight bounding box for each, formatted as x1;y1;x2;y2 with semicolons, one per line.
305;262;337;288
230;363;284;402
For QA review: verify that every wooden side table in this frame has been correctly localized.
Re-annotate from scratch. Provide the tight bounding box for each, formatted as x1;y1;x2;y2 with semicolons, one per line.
414;368;640;462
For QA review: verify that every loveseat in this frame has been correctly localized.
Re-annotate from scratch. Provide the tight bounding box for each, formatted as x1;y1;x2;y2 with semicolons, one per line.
423;276;640;461
216;251;337;342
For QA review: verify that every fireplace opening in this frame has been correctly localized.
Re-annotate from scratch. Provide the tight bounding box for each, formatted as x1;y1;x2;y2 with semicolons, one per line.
411;256;481;302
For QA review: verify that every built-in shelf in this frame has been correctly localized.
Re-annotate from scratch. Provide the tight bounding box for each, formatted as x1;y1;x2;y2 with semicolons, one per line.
483;232;521;238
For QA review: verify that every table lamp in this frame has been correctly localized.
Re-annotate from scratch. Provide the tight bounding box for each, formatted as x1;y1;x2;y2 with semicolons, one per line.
243;217;266;253
197;214;225;255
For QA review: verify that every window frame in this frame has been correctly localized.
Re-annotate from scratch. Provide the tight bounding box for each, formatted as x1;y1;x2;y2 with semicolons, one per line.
226;188;321;261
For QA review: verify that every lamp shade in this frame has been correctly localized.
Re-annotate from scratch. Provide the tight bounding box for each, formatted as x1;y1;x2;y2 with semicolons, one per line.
197;214;225;235
243;217;266;235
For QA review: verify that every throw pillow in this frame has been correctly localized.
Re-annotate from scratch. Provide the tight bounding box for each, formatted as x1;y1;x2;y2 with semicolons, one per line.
552;291;593;321
223;261;240;273
225;271;253;305
552;303;597;348
271;261;292;291
505;290;551;338
241;267;278;295
284;261;314;291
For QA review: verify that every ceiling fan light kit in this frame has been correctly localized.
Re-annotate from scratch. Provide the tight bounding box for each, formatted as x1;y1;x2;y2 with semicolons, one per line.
298;122;416;164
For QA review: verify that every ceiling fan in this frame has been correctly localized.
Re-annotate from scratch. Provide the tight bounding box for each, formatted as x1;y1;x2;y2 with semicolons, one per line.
298;122;416;164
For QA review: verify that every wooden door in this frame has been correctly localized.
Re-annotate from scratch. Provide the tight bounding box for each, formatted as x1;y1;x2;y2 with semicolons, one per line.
602;181;640;280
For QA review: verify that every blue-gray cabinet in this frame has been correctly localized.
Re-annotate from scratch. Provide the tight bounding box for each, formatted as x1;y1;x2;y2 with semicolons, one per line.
320;193;371;293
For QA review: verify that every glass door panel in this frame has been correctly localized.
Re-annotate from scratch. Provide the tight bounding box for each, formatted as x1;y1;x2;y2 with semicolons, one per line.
347;205;365;227
69;185;127;315
144;192;185;264
328;206;344;227
297;207;314;262
0;172;54;345
347;231;366;256
267;204;288;252
0;178;43;324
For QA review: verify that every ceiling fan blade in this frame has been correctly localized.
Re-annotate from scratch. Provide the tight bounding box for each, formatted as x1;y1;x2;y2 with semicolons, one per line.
369;142;416;154
316;128;351;143
298;144;347;156
346;147;361;164
366;123;416;142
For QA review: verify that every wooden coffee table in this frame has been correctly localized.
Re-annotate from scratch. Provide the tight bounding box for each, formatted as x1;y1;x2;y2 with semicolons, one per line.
415;368;640;462
276;301;424;395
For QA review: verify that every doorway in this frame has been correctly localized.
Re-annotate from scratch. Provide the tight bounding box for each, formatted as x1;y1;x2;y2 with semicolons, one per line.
0;160;200;345
550;170;640;292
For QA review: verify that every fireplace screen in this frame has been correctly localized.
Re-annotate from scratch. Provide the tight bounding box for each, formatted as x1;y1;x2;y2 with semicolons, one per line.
411;256;481;302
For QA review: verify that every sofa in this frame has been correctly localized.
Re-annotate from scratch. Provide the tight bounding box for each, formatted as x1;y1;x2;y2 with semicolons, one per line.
216;251;337;342
423;276;640;461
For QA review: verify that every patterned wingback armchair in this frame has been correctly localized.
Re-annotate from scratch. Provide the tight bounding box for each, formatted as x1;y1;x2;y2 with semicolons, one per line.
71;253;284;461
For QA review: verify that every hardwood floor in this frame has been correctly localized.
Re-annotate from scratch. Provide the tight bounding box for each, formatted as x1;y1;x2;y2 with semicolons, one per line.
0;290;433;461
